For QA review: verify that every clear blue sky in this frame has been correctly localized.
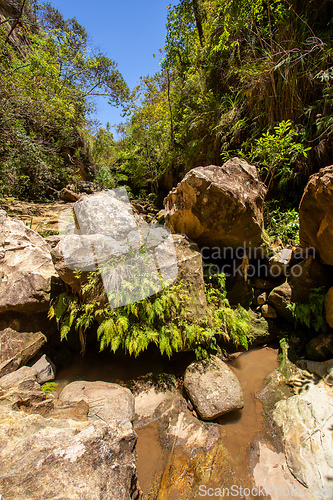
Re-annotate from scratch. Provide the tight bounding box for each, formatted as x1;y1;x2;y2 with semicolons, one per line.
50;0;173;133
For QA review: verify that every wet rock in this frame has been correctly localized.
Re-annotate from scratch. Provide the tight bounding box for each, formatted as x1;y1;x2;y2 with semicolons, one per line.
273;380;333;491
0;210;57;314
0;407;140;500
143;393;230;500
306;333;333;361
183;355;244;420
164;157;267;249
268;281;294;323
59;380;135;424
261;304;277;319
31;354;56;384
325;287;333;329
0;328;46;377
299;165;333;265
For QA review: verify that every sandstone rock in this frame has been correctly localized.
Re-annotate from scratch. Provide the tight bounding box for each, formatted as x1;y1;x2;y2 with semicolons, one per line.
60;380;135;424
0;328;46;377
325;287;333;329
183;355;244;420
172;234;207;315
299;165;333;265
253;443;308;500
0;210;57;314
0;365;37;390
306;333;333;361
164;158;267;249
273;380;333;491
60;187;81;202
288;255;332;304
261;304;277;319
0;407;140;500
31;354;56;384
268;281;294;323
137;393;230;500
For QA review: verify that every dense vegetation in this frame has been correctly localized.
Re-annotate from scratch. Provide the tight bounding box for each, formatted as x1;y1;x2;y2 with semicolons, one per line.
1;0;332;203
1;0;332;357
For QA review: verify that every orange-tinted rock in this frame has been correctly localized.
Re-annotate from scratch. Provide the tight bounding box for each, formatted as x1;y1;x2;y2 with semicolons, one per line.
164;158;267;249
299;165;333;265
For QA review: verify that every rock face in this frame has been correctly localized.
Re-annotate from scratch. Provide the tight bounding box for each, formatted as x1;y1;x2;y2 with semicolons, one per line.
273;380;333;492
0;328;46;377
183;355;244;420
325;287;333;329
0;371;140;500
0;210;57;313
299;165;333;265
0;407;139;500
60;380;135;424
164;158;267;249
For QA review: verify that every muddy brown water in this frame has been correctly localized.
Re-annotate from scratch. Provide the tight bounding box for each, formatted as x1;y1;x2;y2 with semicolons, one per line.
54;347;279;499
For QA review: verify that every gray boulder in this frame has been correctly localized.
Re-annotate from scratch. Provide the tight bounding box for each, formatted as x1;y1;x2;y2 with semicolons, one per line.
183;355;244;420
31;354;56;384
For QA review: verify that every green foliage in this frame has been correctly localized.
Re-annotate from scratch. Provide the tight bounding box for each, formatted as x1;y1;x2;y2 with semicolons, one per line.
0;3;129;200
49;269;250;360
265;205;300;245
247;120;311;189
40;382;58;394
287;287;328;333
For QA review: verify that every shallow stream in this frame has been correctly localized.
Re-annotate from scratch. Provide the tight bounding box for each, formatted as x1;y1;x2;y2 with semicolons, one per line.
54;347;279;499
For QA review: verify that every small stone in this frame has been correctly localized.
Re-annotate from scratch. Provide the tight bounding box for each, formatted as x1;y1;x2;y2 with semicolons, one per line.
261;304;277;319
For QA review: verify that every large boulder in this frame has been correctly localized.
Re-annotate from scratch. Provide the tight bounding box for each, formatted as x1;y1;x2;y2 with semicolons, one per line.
273;380;333;492
0;210;57;314
0;328;46;377
183;355;244;420
52;191;206;315
299;165;333;265
59;380;135;424
0;407;140;500
164;158;267;249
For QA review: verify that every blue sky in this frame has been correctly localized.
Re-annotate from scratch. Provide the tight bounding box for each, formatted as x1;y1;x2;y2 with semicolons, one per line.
50;0;173;133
